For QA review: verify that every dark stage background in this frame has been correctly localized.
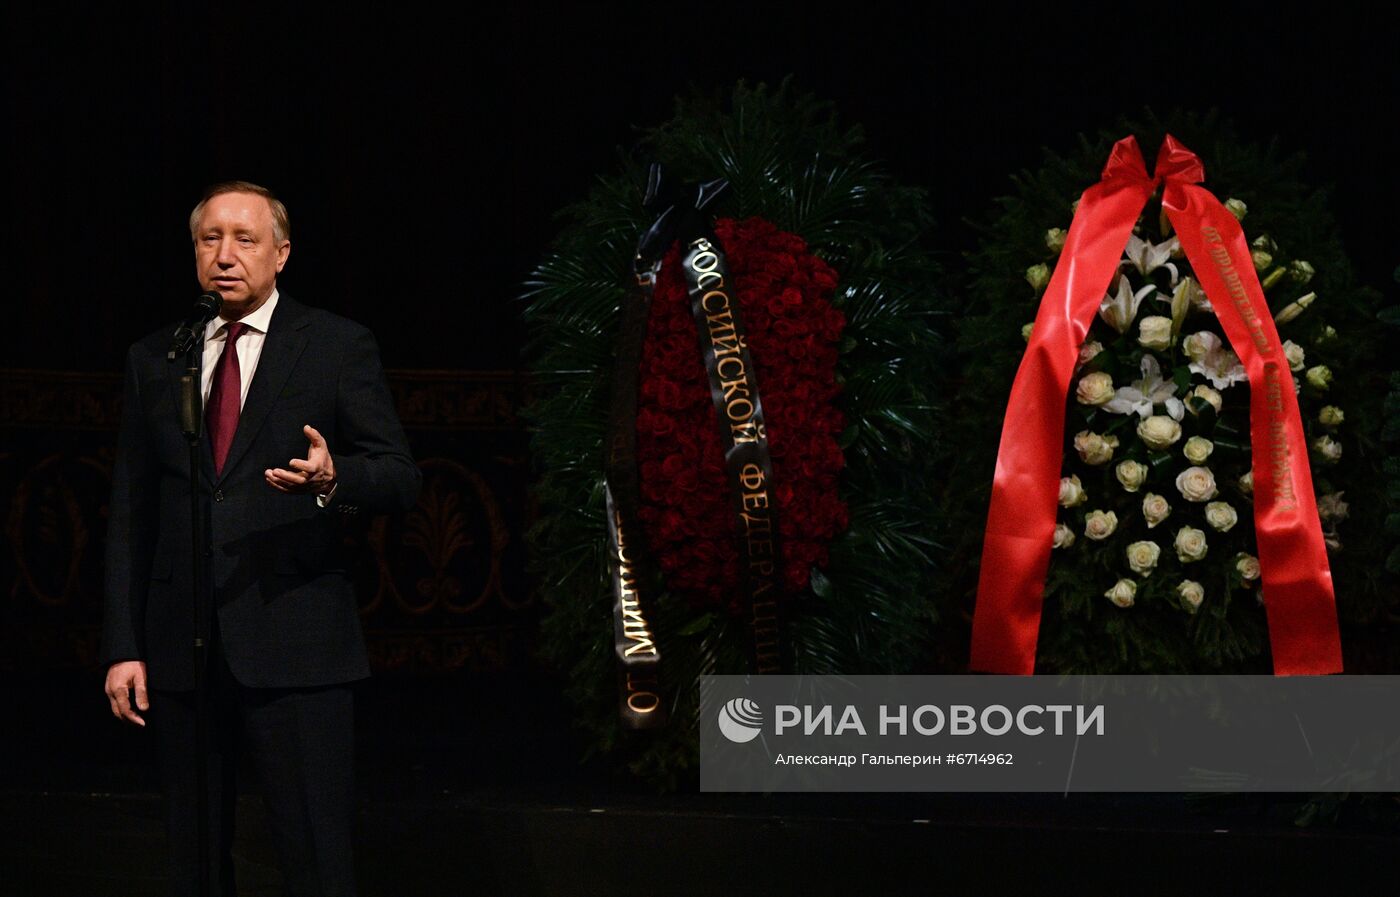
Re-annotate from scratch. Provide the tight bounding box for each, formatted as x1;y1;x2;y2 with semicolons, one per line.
3;6;1397;798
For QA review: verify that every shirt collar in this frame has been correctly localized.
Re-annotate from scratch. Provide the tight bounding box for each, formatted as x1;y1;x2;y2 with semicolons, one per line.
206;288;279;340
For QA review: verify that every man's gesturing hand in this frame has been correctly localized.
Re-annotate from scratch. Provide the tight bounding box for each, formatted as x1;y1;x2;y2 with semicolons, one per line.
265;425;337;496
105;661;149;726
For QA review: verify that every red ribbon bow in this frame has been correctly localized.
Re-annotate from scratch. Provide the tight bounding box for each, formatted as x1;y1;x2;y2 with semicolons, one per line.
970;135;1342;676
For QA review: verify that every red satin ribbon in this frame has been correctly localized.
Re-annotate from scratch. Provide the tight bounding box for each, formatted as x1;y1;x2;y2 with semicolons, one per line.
970;135;1342;676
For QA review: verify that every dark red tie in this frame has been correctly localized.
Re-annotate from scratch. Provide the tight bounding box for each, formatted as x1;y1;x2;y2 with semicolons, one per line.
206;322;248;476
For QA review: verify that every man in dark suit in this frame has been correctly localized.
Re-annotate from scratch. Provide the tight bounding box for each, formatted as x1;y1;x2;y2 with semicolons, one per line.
101;182;420;897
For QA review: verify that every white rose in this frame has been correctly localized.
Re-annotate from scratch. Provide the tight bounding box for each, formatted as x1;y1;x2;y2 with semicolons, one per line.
1224;198;1248;221
1084;510;1119;541
1059;474;1087;508
1021;322;1035;342
1141;492;1171;529
1238;470;1254;495
1318;405;1344;428
1317;492;1349;523
1026;263;1050;291
1076;371;1115;406
1235;552;1261;584
1053;523;1076;549
1138;316;1173;350
1174;526;1209;563
1105;578;1137;608
1045;228;1068;253
1177;580;1205;613
1289;260;1315;284
1137;415;1182;450
1175;466;1219;502
1182;436;1214;464
1126;540;1161;577
1078;340;1104;366
1074;431;1119;466
1305;365;1333;391
1182;331;1213;363
1283;340;1306;372
1115;460;1148;493
1251;249;1273;271
1312;435;1342;463
1204;501;1239;532
1187;385;1223;415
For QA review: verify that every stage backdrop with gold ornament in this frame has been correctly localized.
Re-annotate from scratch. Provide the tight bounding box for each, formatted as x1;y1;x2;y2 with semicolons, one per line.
944;112;1396;675
523;82;946;782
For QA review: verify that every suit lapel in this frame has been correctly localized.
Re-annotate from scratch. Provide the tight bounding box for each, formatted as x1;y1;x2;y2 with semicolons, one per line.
216;296;311;483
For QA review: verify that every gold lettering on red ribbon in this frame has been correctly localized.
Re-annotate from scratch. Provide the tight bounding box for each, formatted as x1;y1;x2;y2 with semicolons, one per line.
1263;367;1298;512
1201;226;1273;355
1200;225;1297;512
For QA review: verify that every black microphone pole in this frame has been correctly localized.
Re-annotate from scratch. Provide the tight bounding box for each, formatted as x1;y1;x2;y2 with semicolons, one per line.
168;290;220;897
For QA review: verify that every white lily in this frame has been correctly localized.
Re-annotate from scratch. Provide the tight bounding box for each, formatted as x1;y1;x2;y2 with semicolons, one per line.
1186;331;1248;389
1099;274;1157;334
1103;354;1184;420
1169;275;1211;316
1123;234;1180;284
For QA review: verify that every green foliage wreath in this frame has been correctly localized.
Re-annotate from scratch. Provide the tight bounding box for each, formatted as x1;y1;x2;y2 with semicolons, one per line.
523;82;946;782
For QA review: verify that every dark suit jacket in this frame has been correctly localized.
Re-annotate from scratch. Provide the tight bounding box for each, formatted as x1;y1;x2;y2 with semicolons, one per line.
100;295;420;690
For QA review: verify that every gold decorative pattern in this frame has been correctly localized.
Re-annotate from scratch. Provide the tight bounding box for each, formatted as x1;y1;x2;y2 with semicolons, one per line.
1;370;122;429
386;370;525;431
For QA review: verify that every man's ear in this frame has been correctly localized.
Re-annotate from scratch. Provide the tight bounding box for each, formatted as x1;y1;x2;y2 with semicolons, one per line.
275;240;291;273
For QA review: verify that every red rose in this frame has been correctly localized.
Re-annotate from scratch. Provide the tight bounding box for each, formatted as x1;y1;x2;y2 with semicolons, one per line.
635;217;848;612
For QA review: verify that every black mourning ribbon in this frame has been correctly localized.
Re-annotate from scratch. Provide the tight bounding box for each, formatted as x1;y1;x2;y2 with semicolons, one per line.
672;181;784;675
604;166;729;728
607;165;789;728
608;165;791;728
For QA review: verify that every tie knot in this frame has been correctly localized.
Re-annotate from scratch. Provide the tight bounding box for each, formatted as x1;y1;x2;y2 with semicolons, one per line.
224;322;248;343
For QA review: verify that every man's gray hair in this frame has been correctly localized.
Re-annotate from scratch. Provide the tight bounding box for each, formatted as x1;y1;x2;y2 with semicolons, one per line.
189;180;291;243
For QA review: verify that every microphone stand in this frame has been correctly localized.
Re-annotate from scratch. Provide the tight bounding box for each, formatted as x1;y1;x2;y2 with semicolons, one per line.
172;334;212;897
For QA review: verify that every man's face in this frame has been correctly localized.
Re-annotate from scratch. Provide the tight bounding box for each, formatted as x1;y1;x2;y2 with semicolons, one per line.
192;192;290;319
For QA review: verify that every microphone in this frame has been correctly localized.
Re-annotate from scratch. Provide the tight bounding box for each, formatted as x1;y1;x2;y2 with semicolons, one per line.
167;291;223;360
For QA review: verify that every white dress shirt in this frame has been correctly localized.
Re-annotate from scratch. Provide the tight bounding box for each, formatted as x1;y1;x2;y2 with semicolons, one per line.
197;289;334;503
201;289;279;407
